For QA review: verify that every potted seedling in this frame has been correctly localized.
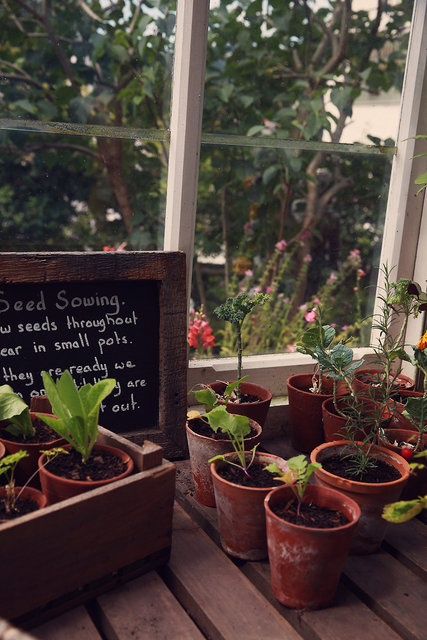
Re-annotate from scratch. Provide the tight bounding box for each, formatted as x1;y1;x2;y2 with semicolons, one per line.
205;292;272;426
0;447;66;521
185;392;262;506
37;370;134;504
0;385;65;484
207;405;287;560
263;455;361;609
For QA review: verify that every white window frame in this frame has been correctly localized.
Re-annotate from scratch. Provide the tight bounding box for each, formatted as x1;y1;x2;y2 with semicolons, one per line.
164;0;427;407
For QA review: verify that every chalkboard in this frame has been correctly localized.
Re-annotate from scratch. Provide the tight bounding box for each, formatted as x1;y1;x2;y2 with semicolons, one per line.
0;252;187;458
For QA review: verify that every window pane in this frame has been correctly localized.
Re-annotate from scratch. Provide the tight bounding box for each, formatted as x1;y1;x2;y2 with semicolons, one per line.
0;130;167;251
191;144;392;357
0;2;175;252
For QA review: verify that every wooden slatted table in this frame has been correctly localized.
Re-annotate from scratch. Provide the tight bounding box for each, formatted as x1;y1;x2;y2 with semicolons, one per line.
7;455;426;640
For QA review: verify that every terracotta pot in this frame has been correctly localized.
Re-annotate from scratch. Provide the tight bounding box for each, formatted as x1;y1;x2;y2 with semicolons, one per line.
388;391;426;430
310;440;410;554
287;374;339;453
353;368;414;400
210;451;288;560
0;486;47;523
0;412;66;486
264;484;361;609
186;418;262;507
208;381;272;427
380;428;427;500
38;443;134;505
321;396;393;442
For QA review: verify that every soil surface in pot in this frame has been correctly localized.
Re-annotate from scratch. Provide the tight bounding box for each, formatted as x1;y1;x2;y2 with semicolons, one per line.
188;417;258;441
272;498;349;528
321;455;401;483
1;417;59;444
212;385;261;404
46;449;128;481
0;496;40;520
357;372;412;391
216;462;283;488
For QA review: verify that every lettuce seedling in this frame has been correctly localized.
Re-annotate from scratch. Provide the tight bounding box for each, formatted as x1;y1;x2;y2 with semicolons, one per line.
190;376;248;412
38;370;116;463
265;455;322;517
0;385;35;439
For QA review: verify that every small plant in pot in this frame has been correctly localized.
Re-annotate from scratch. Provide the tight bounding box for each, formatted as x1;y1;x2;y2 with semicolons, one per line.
288;306;349;452
264;455;361;609
37;370;134;504
0;385;65;485
186;395;262;507
0;448;65;521
206;292;272;426
208;407;287;560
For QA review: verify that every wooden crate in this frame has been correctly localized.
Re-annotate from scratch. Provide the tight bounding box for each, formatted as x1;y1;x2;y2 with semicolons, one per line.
0;427;176;625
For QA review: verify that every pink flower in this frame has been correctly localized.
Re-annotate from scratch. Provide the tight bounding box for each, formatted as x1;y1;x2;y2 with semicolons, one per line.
305;309;317;322
348;248;361;267
357;268;366;277
353;286;358;291
313;297;321;305
328;272;338;282
287;344;297;353
275;239;287;252
266;286;272;293
278;293;284;299
342;325;349;331
303;254;312;263
330;323;336;328
299;304;308;312
245;269;253;277
188;309;216;351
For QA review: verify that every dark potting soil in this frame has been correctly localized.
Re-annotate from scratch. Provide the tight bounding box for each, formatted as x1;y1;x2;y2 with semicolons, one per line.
0;497;40;521
46;448;127;481
321;455;401;483
357;372;412;390
1;417;59;444
272;498;350;529
188;417;258;441
216;462;284;488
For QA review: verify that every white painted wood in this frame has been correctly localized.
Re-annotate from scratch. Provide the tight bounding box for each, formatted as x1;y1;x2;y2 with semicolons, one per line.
163;0;210;305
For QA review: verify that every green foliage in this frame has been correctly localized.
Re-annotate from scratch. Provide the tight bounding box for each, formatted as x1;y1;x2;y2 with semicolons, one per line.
190;377;248;412
0;385;35;439
206;405;257;472
38;370;116;463
265;455;321;516
0;450;29;513
382;496;427;523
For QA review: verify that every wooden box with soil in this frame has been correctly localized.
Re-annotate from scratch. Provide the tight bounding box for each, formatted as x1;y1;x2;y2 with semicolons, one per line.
0;426;175;626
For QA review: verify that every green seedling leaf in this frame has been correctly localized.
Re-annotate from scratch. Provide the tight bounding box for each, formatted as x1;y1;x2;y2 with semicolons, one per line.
204;405;251;438
0;385;35;438
382;496;427;523
190;387;218;412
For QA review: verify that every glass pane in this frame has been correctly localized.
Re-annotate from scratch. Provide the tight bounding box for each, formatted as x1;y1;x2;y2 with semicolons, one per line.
0;2;175;251
204;1;413;143
0;2;175;128
0;130;167;251
191;144;392;356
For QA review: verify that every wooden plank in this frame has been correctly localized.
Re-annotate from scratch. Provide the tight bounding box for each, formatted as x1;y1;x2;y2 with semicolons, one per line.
243;559;403;640
92;572;205;640
383;519;427;578
344;551;427;640
31;607;101;640
97;427;164;471
160;504;302;640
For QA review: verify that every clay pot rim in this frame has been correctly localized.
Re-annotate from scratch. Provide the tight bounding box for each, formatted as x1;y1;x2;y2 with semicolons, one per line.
322;396;394;420
210;451;287;493
264;484;361;533
186;417;262;443
287;373;337;398
38;442;134;488
310;440;410;490
208;380;272;405
0;412;64;449
354;368;415;388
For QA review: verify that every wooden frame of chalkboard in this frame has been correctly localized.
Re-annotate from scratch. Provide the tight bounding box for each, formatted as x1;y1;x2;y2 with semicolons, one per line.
0;251;187;458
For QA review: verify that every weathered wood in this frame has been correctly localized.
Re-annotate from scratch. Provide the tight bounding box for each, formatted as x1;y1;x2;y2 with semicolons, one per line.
92;572;205;639
0;432;175;623
31;607;101;640
97;427;164;471
383;519;427;578
160;504;302;640
0;251;187;458
344;551;427;640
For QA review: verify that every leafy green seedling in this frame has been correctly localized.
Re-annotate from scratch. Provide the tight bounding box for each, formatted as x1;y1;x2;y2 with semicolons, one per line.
214;292;269;399
0;385;35;439
206;405;258;476
265;455;322;517
0;447;67;515
38;370;116;463
382;450;427;523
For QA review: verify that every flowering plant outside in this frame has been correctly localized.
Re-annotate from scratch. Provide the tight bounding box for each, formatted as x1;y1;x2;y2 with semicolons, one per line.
188;307;216;357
